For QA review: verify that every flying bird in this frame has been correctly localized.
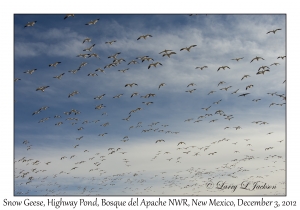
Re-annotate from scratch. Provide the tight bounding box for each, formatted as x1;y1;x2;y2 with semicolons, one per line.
36;86;50;92
64;14;75;19
217;66;230;71
85;19;99;25
49;62;61;67
196;66;208;70
266;29;281;34
137;34;152;40
24;69;37;75
24;21;37;28
231;57;244;61
180;45;197;52
83;37;91;43
250;56;264;63
105;40;117;45
148;62;162;69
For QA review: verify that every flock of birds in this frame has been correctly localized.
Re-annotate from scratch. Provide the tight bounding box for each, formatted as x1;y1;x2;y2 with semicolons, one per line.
15;14;286;196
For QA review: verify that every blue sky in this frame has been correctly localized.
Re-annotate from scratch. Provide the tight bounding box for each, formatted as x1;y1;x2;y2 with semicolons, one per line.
12;13;287;196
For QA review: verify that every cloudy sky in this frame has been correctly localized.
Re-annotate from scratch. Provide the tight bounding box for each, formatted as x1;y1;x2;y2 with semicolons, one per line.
12;13;288;197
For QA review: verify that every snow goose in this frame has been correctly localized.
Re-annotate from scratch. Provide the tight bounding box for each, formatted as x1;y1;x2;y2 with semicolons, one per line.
142;102;154;105
95;104;106;110
256;69;270;75
118;68;129;73
217;66;230;71
250;56;264;63
186;89;196;93
187;83;196;87
113;94;123;98
95;68;105;73
148;62;162;69
241;75;250;80
64;14;75;19
24;21;37;28
88;53;100;59
36;86;50;92
195;66;208;70
245;84;254;90
258;66;270;71
131;92;139;97
85;19;99;25
180;45;197;52
137;34;152;40
53;73;65;79
217;81;226;86
128;60;139;65
142;57;154;62
162;52;176;58
105;40;117;45
87;73;98;76
125;83;138;87
24;69;37;74
277;56;286;59
231;57;244;61
49;62;61;67
270;63;280;66
83;37;91;43
266;29;281;34
77;53;90;58
83;44;95;52
158;83;166;89
231;89;239;94
159;49;173;54
238;93;250;97
108;52;121;59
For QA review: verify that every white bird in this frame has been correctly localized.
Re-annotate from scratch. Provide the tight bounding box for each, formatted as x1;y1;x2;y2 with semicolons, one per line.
158;83;166;89
162;52;176;58
148;62;162;69
231;57;244;61
85;19;99;25
87;73;98;77
137;34;152;40
83;37;91;43
95;104;106;110
118;68;129;73
187;83;196;87
83;44;96;52
36;86;49;92
241;75;250;80
159;49;173;54
195;66;208;70
24;69;37;74
64;14;75;19
217;66;230;71
125;83;138;87
24;21;37;28
142;102;153;105
113;94;123;98
250;56;264;63
105;40;117;45
186;89;196;93
49;62;61;67
53;73;65;79
277;56;286;59
267;29;281;34
180;45;197;52
128;60;139;65
108;52;121;59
